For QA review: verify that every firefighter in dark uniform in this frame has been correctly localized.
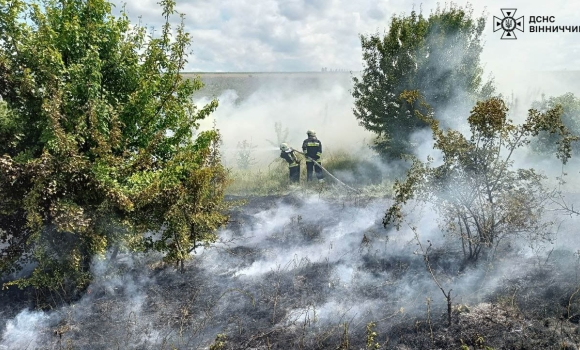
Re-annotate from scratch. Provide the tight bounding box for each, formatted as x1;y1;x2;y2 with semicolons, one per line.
302;130;324;182
279;143;300;183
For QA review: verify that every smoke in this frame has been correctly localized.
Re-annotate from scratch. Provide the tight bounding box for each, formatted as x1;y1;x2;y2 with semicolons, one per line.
0;251;166;349
1;310;53;349
3;4;580;348
2;181;580;349
193;73;376;168
3;88;574;350
0;193;537;348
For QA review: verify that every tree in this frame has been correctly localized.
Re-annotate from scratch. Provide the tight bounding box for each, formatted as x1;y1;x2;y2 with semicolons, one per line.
530;92;580;156
235;139;257;170
384;91;578;263
0;0;229;294
352;4;495;160
265;121;289;148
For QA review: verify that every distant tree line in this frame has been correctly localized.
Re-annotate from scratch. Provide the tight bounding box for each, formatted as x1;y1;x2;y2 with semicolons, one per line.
321;67;350;72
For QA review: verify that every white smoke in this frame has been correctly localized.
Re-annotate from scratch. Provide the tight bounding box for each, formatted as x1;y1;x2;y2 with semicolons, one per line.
1;310;52;350
193;74;375;168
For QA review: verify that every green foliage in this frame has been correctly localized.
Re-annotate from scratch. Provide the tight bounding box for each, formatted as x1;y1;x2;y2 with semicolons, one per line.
530;92;580;156
352;3;494;160
385;91;578;262
0;0;228;293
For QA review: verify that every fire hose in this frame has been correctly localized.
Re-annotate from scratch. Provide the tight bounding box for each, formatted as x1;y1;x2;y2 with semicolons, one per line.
291;149;361;193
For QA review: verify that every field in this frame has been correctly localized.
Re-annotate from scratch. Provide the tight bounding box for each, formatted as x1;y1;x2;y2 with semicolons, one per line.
2;194;580;349
186;71;580;102
186;71;355;104
2;72;580;349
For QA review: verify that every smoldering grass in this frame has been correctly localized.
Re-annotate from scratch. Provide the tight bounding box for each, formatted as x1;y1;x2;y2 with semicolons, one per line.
3;186;580;348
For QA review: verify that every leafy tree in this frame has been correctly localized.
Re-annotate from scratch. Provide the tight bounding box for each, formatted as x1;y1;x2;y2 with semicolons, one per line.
0;0;228;295
384;91;578;263
352;4;495;160
530;92;580;156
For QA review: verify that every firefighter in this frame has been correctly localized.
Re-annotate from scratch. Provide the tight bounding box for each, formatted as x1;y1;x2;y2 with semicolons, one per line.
302;130;324;182
279;143;300;183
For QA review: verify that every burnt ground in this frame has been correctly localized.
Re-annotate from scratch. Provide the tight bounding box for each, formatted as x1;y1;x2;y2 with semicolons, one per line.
0;193;579;349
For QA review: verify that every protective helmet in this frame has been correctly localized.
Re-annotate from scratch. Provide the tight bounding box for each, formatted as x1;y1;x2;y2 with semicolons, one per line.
280;143;289;151
307;129;316;137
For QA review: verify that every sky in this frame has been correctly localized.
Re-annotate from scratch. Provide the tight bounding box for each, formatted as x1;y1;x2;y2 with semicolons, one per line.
110;0;580;77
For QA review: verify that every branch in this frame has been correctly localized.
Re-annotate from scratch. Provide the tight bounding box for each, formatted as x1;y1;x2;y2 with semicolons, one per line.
408;224;453;326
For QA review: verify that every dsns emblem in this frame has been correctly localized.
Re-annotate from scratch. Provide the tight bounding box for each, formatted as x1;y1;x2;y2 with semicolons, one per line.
493;9;524;39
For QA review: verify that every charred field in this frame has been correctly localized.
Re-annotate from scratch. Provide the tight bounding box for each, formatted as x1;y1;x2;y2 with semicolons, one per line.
1;193;580;350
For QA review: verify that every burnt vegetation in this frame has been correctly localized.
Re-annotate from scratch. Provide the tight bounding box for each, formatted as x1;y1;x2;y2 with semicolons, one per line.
2;195;580;349
1;0;580;349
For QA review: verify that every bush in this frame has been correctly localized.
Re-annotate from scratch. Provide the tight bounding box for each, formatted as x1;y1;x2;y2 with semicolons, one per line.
529;92;580;157
0;0;229;294
386;92;578;262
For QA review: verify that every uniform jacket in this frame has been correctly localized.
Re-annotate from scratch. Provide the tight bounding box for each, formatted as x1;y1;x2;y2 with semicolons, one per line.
302;137;322;161
280;150;300;167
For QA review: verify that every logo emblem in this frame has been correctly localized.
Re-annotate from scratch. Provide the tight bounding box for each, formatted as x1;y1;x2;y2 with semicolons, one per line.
493;9;524;39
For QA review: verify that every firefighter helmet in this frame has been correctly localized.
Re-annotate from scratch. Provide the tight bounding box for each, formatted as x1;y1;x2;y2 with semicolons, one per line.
280;143;289;151
307;129;316;137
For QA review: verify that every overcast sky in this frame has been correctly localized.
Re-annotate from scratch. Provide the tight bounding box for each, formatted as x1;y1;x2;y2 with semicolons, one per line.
109;0;580;96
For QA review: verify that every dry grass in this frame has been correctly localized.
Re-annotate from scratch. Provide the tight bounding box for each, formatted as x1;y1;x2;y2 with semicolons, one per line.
225;151;394;198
